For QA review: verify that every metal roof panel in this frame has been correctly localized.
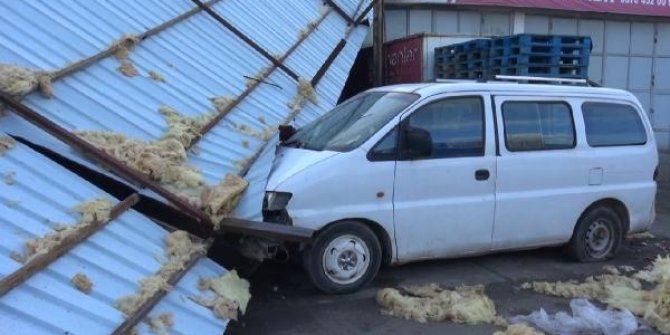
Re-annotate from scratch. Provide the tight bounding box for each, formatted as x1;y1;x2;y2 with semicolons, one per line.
0;140;230;335
0;0;371;229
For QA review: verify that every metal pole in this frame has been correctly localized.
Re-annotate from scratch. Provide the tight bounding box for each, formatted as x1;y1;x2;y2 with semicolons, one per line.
372;0;384;86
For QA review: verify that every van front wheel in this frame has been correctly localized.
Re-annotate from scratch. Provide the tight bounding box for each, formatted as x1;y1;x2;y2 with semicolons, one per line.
304;221;381;294
567;206;623;262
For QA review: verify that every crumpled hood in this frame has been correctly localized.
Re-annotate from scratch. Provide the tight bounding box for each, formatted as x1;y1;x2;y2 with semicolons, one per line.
266;146;339;190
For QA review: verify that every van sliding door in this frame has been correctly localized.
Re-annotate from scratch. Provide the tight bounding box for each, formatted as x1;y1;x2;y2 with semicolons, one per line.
491;96;585;249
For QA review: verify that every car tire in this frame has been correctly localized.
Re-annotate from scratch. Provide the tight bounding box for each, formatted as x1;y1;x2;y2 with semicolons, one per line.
566;206;623;262
303;221;382;294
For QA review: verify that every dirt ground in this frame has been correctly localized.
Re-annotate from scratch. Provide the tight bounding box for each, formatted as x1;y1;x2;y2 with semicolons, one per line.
227;154;670;335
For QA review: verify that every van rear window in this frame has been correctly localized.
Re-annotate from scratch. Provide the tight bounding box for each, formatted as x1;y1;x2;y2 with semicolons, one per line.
581;102;647;147
502;101;575;151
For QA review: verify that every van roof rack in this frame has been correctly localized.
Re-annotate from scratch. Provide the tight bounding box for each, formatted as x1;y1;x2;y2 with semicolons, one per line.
435;75;601;87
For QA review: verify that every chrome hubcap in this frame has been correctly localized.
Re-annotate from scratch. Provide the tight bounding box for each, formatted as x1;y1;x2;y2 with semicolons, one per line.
585;219;613;258
322;235;370;285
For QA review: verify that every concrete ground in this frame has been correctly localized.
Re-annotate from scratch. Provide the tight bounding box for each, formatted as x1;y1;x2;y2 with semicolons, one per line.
227;154;670;335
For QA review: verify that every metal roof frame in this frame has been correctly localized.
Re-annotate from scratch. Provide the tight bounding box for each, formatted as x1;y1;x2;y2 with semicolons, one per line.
0;0;369;240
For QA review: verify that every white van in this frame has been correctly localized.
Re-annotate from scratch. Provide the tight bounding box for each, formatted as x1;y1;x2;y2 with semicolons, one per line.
263;78;659;294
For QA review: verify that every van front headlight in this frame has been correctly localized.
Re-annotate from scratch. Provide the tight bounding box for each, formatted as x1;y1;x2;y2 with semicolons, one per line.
264;191;292;211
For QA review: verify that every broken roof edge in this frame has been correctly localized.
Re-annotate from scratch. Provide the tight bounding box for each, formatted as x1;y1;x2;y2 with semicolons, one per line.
0;94;317;243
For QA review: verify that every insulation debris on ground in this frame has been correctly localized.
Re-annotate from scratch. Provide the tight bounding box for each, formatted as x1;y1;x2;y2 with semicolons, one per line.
3;170;16;185
376;283;505;325
116;230;205;316
10;198;112;263
493;323;545;335
603;265;621;275
0;63;53;98
0;136;16;155
191;269;251;320
148;70;166;83
627;232;655;240
76;104;247;225
522;256;670;334
523;274;642;300
71;273;93;294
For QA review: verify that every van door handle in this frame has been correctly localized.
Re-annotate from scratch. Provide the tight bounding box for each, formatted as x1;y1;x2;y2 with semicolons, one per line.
475;169;490;181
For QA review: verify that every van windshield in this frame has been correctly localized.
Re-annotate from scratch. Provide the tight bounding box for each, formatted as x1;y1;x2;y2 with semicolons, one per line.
284;92;419;152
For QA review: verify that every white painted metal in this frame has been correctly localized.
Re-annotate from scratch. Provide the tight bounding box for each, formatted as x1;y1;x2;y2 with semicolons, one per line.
393;93;497;260
494;75;588;85
266;82;658;263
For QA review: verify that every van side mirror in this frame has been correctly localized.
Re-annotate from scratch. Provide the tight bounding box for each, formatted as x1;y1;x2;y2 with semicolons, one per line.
279;125;297;142
402;126;432;159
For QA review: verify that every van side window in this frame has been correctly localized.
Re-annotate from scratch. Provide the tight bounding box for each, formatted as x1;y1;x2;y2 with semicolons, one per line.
406;96;485;159
502;101;575;151
368;127;398;161
582;102;647;147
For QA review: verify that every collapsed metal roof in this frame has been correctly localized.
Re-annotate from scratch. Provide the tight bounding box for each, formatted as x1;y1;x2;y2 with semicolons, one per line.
0;137;233;334
0;0;372;232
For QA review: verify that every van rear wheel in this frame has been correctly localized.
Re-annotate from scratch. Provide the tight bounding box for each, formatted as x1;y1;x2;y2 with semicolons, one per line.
303;221;381;294
567;206;623;262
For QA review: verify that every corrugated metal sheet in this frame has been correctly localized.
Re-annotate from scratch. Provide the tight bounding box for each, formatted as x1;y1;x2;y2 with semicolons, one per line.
0;0;370;331
0;138;230;335
333;0;374;20
0;0;371;222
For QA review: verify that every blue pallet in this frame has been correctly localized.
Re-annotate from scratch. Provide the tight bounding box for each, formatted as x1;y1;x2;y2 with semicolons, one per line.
460;39;492;52
492;34;592;49
436;39;491;56
448;59;490;71
490;65;588;79
490;44;590;58
489;54;589;67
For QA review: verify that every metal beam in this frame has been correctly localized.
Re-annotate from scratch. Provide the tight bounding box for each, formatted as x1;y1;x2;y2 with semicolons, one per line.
356;0;376;25
311;39;347;87
194;7;333;143
0;93;212;225
0;194;140;297
191;0;300;81
50;0;222;84
325;0;356;25
111;238;213;335
219;218;314;242
372;0;384;86
238;18;364;180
